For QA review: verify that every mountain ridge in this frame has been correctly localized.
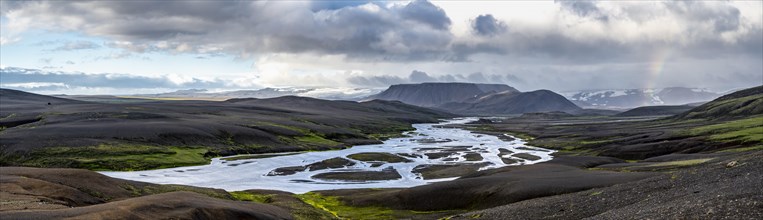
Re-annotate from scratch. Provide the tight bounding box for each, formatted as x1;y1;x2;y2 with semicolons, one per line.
366;82;519;107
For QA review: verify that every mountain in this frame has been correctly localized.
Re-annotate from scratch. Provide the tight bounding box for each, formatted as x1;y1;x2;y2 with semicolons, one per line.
437;90;582;115
674;85;763;120
126;87;383;101
366;82;519;107
615;105;695;117
564;87;723;109
0;89;455;170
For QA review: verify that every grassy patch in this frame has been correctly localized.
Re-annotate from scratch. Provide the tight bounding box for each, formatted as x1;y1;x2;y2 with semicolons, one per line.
231;191;336;220
688;116;763;144
362;123;415;141
17;144;210;171
252;121;310;133
646;158;714;167
295;133;342;146
230;191;275;203
718;145;763;153
367;132;409;141
297;192;394;219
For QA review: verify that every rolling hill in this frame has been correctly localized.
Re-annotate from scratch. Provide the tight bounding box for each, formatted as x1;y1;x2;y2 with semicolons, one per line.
366;82;519;107
674;85;763;120
0;89;455;170
437;90;582;115
615;105;695;117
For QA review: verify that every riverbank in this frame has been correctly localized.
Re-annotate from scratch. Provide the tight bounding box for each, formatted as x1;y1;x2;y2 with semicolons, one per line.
100;118;555;193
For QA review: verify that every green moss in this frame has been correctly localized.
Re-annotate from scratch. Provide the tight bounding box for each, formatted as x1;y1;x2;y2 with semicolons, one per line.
718;145;763;153
362;123;415;141
688;116;763;144
230;191;275;203
646;158;714;167
367;133;409;141
252;121;310;133
295;133;342;146
297;192;394;219
16;144;210;171
680;94;763;119
589;191;602;196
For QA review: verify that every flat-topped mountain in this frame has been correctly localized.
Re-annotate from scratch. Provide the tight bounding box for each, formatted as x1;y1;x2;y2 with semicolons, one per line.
366;82;519;107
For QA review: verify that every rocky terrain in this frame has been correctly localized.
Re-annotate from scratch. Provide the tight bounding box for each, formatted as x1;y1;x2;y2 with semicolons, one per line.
0;88;455;170
1;85;760;219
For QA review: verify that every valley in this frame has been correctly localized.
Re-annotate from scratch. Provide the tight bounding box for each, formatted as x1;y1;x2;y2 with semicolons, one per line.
101;118;554;193
1;85;761;219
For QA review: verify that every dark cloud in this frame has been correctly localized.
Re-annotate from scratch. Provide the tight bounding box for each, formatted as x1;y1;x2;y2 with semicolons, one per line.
310;1;371;12
348;70;526;88
557;0;608;21
409;70;437;82
346;75;406;88
4;0;455;61
663;1;741;33
397;0;451;30
472;14;507;36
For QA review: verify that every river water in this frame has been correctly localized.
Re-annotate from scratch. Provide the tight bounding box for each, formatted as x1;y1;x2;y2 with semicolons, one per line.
101;118;554;193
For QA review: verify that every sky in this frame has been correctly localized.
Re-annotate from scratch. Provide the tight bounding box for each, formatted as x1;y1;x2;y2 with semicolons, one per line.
1;0;762;95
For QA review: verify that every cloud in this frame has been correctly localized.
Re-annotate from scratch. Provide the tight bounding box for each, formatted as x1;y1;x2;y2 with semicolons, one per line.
558;0;608;21
0;67;227;91
2;1;760;63
472;14;507;36
409;70;437;82
1;1;760;93
347;70;526;88
49;40;101;51
1;0;456;61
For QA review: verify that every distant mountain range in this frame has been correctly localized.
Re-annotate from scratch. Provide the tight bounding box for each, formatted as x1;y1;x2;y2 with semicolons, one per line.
365;82;580;115
562;87;724;109
129;87;383;101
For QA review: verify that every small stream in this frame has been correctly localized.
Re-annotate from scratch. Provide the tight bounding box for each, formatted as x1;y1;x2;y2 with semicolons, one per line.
101;118;554;193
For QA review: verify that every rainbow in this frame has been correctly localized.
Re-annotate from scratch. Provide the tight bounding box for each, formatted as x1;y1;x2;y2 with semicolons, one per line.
643;48;672;105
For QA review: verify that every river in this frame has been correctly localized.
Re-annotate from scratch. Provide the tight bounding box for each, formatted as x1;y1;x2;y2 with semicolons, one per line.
101;118;554;193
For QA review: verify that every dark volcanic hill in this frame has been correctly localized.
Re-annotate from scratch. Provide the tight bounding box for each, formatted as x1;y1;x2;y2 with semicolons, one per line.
367;82;519;107
615;105;695;117
674;85;763;120
0;89;455;170
437;90;582;115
